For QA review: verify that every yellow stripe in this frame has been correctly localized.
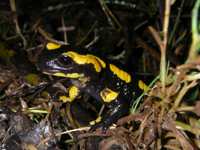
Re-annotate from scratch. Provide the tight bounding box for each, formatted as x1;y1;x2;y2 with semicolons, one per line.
62;52;106;72
109;64;131;83
43;71;84;78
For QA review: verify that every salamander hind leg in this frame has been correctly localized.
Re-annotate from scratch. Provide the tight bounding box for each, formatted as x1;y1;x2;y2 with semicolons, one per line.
89;88;128;133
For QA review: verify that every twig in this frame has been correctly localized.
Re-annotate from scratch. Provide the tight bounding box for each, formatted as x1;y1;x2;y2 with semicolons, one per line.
161;0;170;96
37;27;67;45
62;17;67;43
10;0;27;46
148;0;171;148
158;1;171;148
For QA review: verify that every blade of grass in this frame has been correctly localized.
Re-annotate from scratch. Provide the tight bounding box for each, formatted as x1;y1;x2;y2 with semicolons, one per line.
131;61;170;114
168;0;185;45
76;21;97;46
131;75;160;114
188;0;200;60
99;0;122;29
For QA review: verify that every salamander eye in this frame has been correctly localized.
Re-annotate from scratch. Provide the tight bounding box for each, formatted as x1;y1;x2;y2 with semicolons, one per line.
59;55;73;65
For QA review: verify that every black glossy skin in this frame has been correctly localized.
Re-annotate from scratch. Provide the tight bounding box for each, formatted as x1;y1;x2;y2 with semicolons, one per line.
37;44;143;133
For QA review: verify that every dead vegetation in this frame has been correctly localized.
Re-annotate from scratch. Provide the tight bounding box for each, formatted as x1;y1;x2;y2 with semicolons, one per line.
0;0;200;149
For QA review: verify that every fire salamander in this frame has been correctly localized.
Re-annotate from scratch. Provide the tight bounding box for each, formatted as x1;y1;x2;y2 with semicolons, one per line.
37;43;147;133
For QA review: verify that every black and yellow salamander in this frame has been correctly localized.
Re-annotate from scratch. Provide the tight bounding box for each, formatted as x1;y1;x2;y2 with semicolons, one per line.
37;42;146;133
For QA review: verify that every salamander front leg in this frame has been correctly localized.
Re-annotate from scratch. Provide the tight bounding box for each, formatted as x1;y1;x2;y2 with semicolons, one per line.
49;86;81;103
49;86;82;128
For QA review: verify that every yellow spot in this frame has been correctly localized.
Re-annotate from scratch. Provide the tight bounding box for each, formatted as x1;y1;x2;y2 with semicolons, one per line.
46;43;62;50
138;80;148;91
62;52;106;72
69;86;78;98
79;76;90;83
100;88;118;102
59;86;78;103
90;117;102;125
43;72;84;78
109;64;131;83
